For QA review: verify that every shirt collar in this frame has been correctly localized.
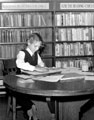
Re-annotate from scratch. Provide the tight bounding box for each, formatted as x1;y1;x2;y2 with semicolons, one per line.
26;47;33;56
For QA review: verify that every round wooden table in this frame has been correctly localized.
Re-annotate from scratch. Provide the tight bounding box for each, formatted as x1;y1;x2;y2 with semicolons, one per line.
4;74;94;120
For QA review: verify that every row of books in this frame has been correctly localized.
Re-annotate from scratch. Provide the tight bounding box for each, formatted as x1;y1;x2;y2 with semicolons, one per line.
0;43;52;58
0;13;52;27
0;43;93;59
55;42;93;56
0;29;52;43
55;12;94;26
55;59;93;68
0;45;24;58
41;44;52;56
1;12;94;27
56;28;94;41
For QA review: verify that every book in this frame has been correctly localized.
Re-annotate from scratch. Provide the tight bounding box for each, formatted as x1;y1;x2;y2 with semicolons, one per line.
55;14;62;26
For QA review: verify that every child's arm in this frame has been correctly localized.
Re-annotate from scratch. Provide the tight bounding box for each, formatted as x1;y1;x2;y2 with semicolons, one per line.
37;54;46;67
16;51;35;71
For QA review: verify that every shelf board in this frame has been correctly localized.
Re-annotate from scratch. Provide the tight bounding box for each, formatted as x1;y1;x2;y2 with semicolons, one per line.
0;26;53;29
41;55;55;59
0;41;94;45
0;9;54;13
56;25;94;28
0;41;54;45
0;58;16;60
0;42;26;45
55;41;94;43
55;55;94;59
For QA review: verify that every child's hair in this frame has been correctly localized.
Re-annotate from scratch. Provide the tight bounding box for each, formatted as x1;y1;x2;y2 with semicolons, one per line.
25;32;45;53
27;32;43;46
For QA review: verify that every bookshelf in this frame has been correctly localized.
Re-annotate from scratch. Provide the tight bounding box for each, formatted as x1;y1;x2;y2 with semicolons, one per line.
54;0;94;69
0;0;55;68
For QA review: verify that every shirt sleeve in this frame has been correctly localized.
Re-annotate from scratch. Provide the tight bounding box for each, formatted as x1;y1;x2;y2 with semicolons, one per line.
16;51;35;71
37;54;45;67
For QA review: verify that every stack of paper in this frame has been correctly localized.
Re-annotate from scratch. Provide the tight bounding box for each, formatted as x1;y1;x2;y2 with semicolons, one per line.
21;68;62;76
16;74;64;82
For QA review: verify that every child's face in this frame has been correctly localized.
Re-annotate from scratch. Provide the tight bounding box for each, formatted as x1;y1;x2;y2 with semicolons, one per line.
28;41;41;53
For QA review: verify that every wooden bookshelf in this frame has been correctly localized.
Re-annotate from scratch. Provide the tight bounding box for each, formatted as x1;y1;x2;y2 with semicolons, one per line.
54;0;94;69
0;0;55;68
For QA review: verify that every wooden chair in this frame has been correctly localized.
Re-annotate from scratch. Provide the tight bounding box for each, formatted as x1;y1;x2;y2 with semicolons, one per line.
3;59;22;119
3;58;20;76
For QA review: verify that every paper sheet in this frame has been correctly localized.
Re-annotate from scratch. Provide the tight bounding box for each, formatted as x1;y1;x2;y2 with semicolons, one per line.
16;74;34;84
16;74;33;79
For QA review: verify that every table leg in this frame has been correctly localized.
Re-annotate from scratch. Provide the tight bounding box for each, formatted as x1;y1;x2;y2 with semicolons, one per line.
46;98;55;120
46;98;60;120
55;100;59;120
12;96;16;120
6;95;11;117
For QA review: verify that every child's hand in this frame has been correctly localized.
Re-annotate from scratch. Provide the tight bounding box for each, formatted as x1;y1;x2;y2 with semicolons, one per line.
35;66;49;72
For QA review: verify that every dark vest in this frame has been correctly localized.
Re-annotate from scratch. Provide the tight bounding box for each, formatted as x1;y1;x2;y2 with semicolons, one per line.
21;49;38;66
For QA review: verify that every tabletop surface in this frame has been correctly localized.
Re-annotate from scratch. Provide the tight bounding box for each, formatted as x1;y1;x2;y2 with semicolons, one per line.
4;74;94;97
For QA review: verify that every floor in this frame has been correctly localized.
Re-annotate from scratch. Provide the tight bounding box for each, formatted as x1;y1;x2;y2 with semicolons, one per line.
82;108;94;120
0;96;94;120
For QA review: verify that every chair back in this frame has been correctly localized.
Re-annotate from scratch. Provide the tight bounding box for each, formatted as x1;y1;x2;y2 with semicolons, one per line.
3;59;18;75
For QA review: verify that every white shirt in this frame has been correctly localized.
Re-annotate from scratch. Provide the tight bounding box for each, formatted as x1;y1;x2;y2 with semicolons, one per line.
16;47;45;71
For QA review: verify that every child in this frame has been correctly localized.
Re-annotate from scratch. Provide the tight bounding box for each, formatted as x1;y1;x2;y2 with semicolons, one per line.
16;32;48;120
